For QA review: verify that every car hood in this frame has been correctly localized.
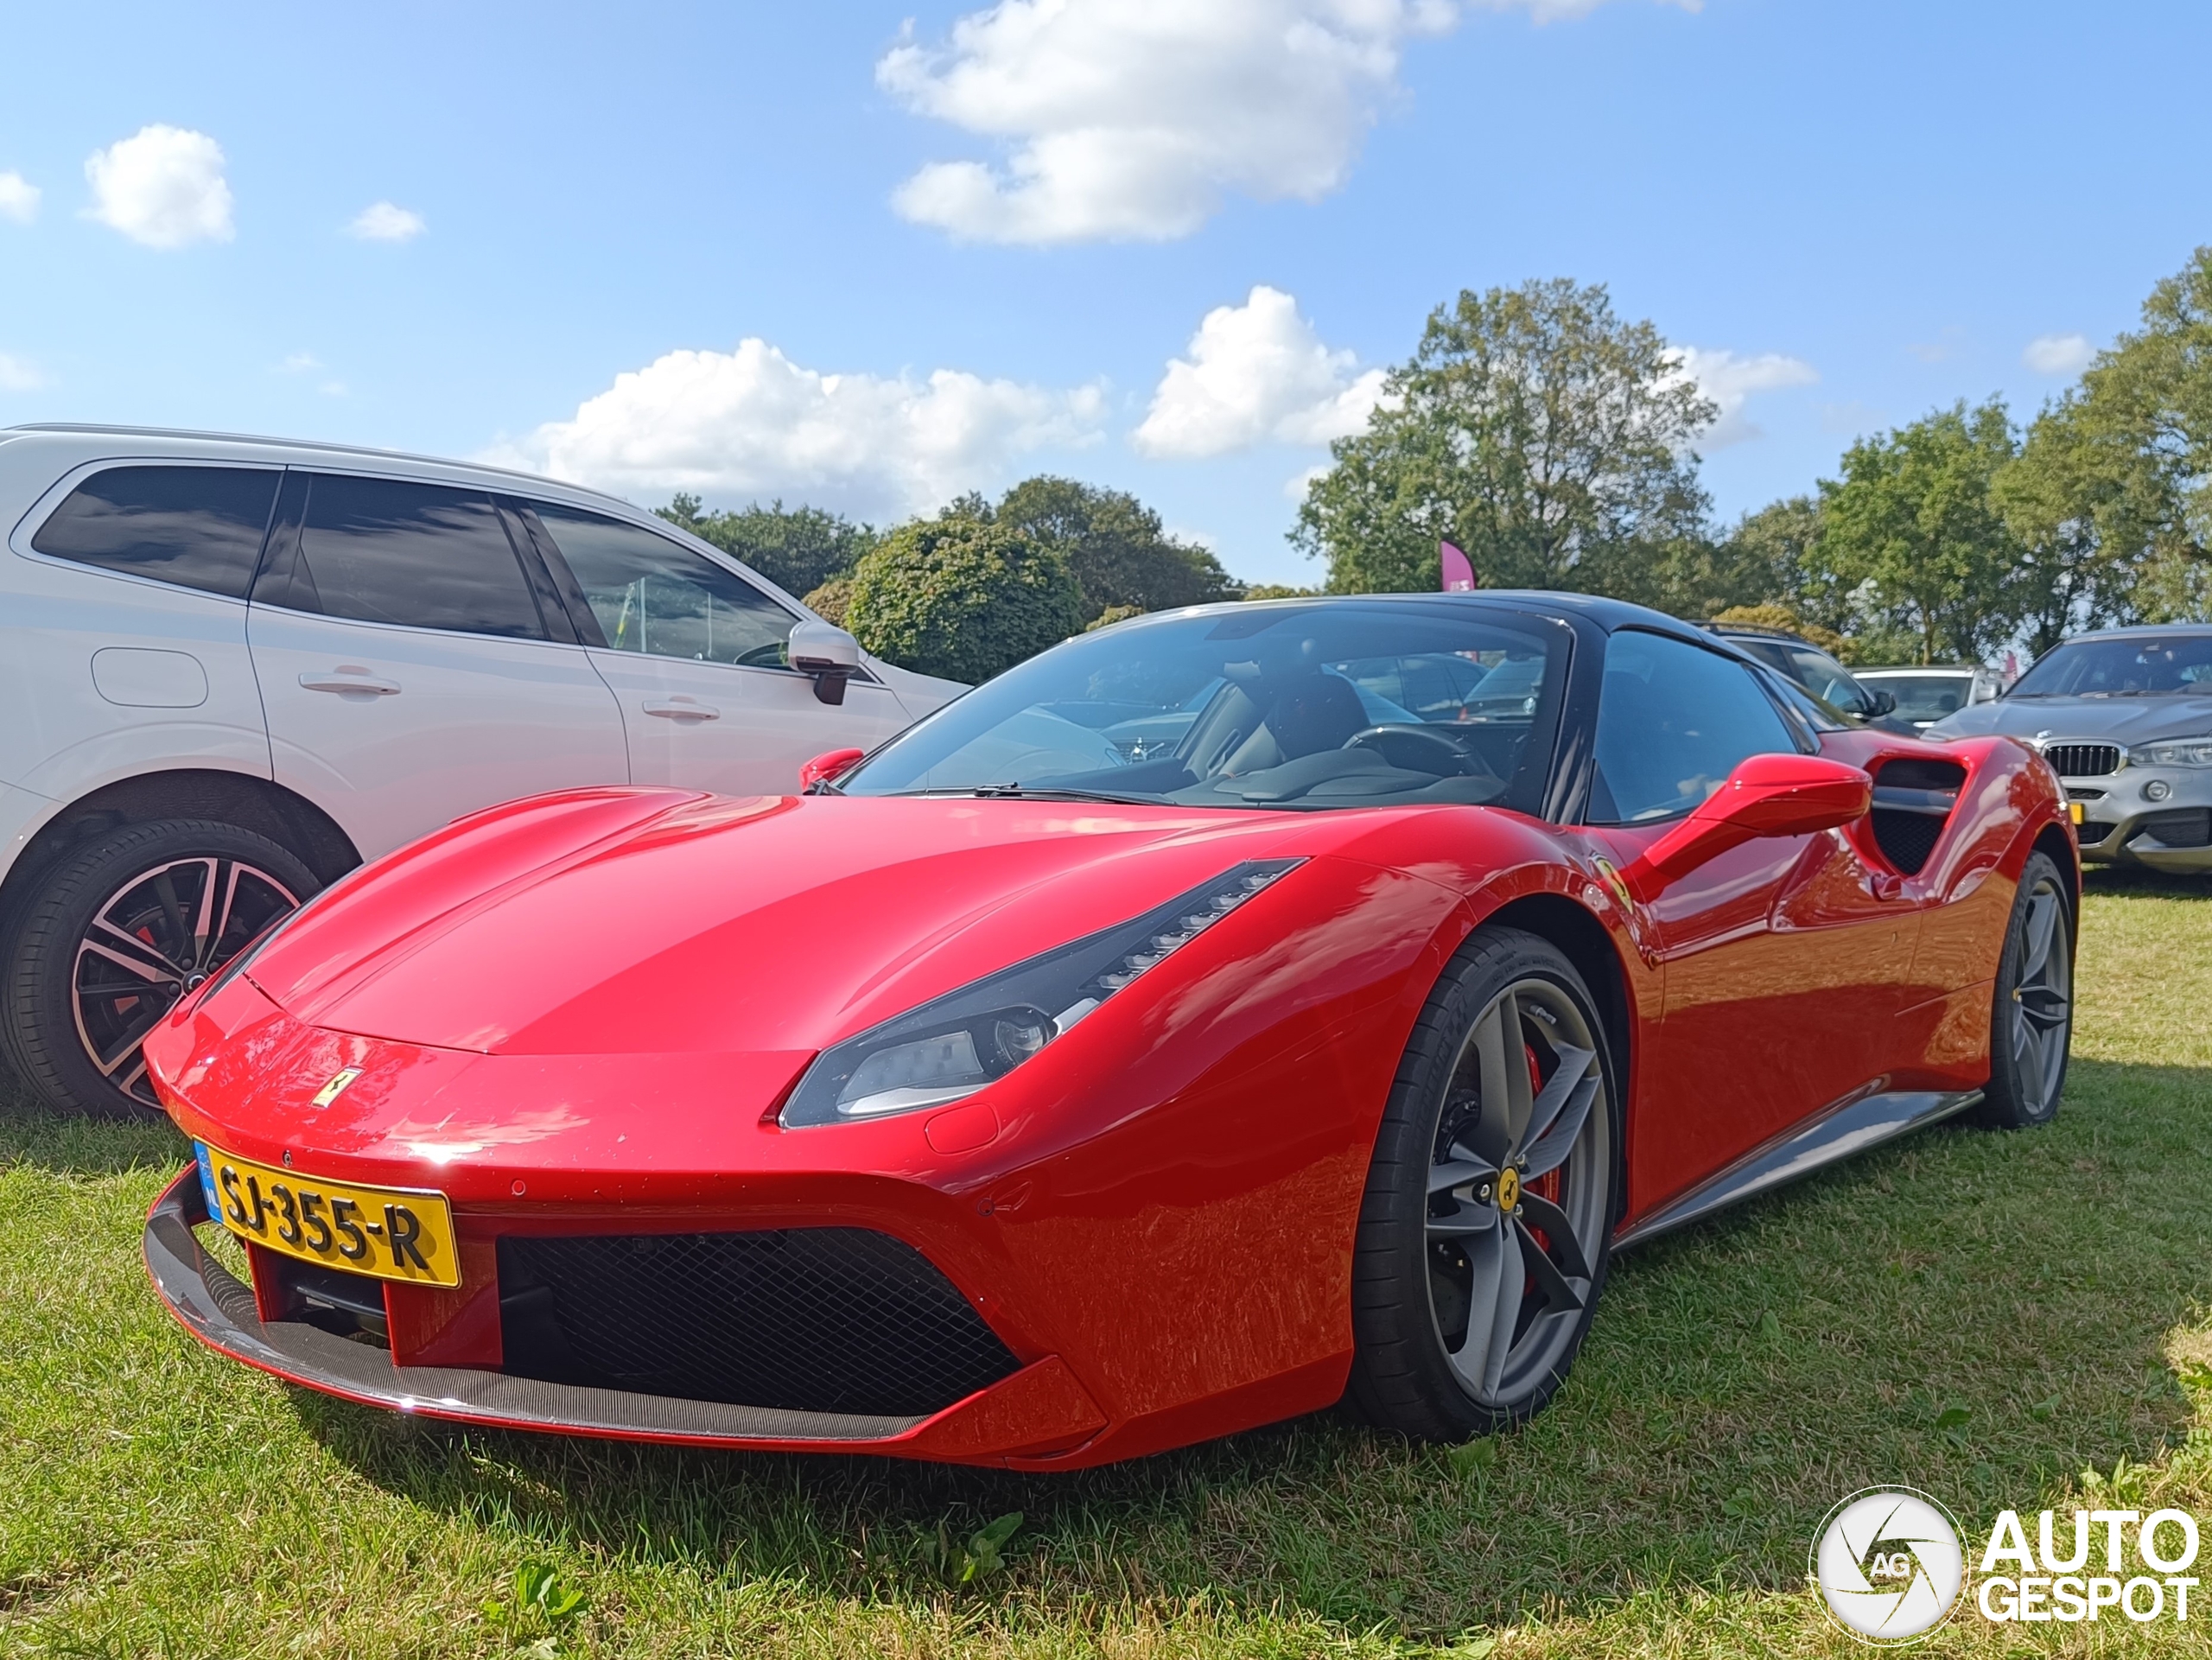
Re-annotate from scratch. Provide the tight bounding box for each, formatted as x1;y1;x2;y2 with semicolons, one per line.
1932;693;2212;746
240;788;1319;1058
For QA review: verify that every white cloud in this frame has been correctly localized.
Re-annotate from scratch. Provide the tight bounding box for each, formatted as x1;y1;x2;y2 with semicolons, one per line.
2023;332;2094;377
347;200;425;242
278;352;323;373
491;339;1107;520
1135;284;1386;457
1665;346;1818;448
83;125;233;248
0;171;40;226
0;353;48;392
880;0;1690;244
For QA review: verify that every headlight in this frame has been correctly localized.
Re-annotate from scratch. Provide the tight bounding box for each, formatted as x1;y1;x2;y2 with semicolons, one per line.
2137;735;2212;767
779;859;1303;1127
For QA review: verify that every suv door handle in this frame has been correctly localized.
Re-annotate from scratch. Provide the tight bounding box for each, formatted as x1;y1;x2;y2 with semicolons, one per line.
298;671;401;696
643;697;719;722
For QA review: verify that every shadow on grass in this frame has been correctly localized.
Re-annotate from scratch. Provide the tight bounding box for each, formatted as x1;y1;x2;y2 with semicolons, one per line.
0;1095;185;1179
2082;867;2212;903
286;1049;2212;1637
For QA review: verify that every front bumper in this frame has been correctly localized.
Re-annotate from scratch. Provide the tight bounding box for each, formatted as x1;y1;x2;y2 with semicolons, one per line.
142;1170;1108;1464
2067;768;2212;873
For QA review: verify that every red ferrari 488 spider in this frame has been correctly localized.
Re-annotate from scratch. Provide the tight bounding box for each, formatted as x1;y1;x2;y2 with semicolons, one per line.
142;595;2076;1468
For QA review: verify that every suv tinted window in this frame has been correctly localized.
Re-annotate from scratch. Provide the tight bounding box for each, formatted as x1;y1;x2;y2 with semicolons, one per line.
530;504;796;668
294;474;545;639
30;465;278;599
1590;630;1797;824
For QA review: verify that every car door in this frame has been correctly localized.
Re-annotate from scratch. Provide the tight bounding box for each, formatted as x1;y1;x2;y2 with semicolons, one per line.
1580;630;1918;1211
247;470;630;864
518;501;912;795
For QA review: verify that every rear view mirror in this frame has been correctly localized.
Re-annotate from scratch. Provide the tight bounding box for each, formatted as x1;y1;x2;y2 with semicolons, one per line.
1866;688;1898;716
790;620;861;705
1622;753;1872;900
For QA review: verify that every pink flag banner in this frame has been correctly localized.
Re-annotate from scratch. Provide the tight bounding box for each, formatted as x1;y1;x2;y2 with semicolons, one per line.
1440;540;1477;592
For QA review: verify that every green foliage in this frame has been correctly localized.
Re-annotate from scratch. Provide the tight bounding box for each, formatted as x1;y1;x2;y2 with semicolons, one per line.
1293;278;1715;600
1243;582;1324;601
845;506;1084;683
1084;603;1145;631
1708;603;1847;659
481;1558;588;1644
800;576;853;626
658;493;876;600
919;1511;1024;1586
996;475;1241;620
1809;398;2026;664
1995;245;2212;644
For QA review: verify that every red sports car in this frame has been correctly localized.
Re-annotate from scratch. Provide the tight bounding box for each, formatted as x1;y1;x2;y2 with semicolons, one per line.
141;595;2077;1468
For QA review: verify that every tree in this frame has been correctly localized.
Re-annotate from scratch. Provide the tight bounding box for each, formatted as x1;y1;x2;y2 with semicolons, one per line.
1293;278;1717;599
1996;246;2212;633
1810;400;2025;664
844;506;1084;684
657;494;876;600
995;476;1241;620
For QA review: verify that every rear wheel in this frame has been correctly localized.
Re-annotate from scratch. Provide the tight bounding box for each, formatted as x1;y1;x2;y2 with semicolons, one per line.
1975;851;2074;1129
0;819;312;1117
1347;927;1618;1441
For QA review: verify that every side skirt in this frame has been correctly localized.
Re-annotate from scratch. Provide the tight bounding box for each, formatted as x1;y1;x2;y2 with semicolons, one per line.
1612;1084;1982;1250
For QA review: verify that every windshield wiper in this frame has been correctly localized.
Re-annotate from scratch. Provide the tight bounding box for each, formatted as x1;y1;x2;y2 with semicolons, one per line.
886;785;1166;805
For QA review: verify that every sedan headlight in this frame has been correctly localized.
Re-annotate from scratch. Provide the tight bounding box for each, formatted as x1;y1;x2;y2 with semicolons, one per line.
779;859;1302;1127
2137;735;2212;767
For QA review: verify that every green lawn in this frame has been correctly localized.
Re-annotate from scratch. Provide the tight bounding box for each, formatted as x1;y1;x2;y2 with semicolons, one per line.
4;875;2209;1658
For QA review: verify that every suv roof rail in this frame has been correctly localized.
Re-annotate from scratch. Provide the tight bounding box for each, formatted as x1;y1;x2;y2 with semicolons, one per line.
0;422;632;509
1700;620;1809;644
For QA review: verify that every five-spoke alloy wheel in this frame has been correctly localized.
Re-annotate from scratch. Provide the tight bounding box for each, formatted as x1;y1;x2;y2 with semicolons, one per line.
1977;849;2075;1129
1348;926;1617;1440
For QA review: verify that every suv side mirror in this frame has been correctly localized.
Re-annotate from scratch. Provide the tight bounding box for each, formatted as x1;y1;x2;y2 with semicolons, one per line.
1622;753;1872;900
1865;688;1898;716
790;620;861;706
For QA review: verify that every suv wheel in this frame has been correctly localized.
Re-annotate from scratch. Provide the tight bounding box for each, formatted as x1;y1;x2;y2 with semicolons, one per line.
1;819;315;1118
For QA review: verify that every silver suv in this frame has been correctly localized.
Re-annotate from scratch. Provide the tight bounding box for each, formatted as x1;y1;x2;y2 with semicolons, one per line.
1929;625;2212;875
0;424;958;1116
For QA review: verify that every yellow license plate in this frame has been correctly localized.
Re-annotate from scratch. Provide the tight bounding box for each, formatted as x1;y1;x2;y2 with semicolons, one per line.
194;1142;460;1288
2069;800;2086;825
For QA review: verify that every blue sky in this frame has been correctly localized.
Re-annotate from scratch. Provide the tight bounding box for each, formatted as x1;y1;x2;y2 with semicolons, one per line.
2;0;2206;585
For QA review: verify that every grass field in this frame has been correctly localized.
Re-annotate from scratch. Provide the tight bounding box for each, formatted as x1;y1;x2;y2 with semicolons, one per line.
3;874;2209;1657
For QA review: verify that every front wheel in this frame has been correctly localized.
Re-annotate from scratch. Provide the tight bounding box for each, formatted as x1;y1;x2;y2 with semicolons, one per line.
0;818;314;1117
1975;850;2075;1129
1346;926;1618;1441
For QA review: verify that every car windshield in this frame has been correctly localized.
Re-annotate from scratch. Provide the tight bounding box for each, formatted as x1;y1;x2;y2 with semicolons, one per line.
2009;635;2212;697
842;602;1570;813
1859;672;1970;722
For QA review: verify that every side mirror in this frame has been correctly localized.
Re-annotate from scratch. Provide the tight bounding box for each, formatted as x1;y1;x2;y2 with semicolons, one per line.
1865;688;1898;716
1621;753;1872;900
790;620;861;706
800;747;866;792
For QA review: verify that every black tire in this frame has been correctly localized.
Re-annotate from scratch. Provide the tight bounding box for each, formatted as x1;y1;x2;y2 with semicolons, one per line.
1346;926;1619;1441
0;818;315;1118
1974;850;2074;1130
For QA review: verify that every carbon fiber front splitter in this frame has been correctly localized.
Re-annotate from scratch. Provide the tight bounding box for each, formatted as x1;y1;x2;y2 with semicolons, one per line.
141;1169;1108;1462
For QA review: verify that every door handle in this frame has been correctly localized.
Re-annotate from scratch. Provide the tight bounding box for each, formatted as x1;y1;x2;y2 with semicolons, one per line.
642;697;719;722
298;671;400;696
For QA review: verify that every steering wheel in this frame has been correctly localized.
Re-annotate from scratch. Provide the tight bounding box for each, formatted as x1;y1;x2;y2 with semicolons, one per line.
1344;724;1491;778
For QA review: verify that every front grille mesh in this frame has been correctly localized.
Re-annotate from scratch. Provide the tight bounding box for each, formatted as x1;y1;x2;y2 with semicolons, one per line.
498;1227;1020;1418
2137;809;2212;849
2042;742;2122;779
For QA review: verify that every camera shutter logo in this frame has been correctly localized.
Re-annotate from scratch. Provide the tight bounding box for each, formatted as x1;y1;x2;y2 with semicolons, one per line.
1812;1488;1967;1643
